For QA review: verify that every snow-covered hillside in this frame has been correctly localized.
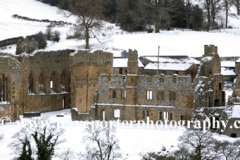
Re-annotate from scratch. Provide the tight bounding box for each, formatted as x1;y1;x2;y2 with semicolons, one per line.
1;0;240;57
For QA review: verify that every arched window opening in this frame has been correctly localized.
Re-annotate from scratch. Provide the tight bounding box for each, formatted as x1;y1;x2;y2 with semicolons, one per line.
50;71;57;93
0;74;9;102
61;70;68;92
39;71;45;93
28;72;34;94
63;97;65;109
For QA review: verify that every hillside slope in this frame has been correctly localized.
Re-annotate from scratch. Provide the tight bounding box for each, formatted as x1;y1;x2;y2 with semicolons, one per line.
0;0;240;57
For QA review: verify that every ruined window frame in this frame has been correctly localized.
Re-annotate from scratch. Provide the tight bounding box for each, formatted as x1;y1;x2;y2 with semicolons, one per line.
28;72;34;94
0;74;10;102
169;112;173;120
158;91;164;100
172;77;177;83
142;111;145;119
110;89;117;98
146;111;150;117
159;111;163;120
146;90;152;100
121;90;126;99
169;91;176;101
180;115;184;120
114;108;120;118
219;82;222;90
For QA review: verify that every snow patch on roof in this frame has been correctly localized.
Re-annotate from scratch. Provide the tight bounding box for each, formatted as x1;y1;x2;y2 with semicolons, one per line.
221;61;236;67
221;67;236;76
144;62;193;71
236;58;240;62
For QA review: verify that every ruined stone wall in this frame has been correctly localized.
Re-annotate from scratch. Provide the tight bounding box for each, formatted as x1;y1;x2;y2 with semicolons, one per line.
0;55;23;121
19;50;73;113
212;74;225;105
70;50;113;113
95;73;194;122
233;75;240;97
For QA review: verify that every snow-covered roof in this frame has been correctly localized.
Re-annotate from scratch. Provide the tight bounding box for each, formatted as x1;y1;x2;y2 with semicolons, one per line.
113;58;144;68
236;58;240;63
221;61;236;67
144;62;194;71
143;56;200;65
232;105;240;118
221;67;236;76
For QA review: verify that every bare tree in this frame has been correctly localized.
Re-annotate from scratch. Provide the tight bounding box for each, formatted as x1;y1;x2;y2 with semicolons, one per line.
232;0;240;15
214;140;240;160
200;0;221;30
178;129;220;160
58;148;75;160
80;122;121;160
59;0;107;49
222;0;233;28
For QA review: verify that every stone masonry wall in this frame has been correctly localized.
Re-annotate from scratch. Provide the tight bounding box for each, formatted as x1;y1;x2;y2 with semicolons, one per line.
70;50;113;113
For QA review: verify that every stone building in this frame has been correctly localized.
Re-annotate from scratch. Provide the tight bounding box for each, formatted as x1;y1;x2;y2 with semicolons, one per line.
0;43;226;125
194;45;225;108
0;50;113;121
143;62;198;81
88;45;225;122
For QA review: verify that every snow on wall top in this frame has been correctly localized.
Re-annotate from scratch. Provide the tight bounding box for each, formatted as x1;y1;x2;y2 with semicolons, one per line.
113;58;144;68
236;58;240;62
144;62;193;71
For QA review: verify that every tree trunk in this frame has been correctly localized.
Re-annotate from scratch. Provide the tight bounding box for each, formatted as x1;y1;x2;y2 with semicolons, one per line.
85;27;90;49
238;0;240;15
225;7;228;28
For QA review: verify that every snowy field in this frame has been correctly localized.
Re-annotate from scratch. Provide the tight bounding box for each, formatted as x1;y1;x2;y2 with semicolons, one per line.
0;108;238;160
1;0;240;57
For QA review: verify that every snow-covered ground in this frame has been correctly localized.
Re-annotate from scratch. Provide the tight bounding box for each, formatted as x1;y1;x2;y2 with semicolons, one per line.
0;109;238;160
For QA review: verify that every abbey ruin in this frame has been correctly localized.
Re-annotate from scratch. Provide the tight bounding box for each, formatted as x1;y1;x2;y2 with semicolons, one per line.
1;44;240;137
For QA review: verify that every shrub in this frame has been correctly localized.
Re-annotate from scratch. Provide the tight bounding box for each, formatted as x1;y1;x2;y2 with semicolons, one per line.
52;31;60;42
36;32;47;49
45;27;52;40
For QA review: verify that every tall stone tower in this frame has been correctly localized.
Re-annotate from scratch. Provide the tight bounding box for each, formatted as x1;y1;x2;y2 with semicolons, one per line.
70;50;113;113
200;45;221;80
125;49;138;105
